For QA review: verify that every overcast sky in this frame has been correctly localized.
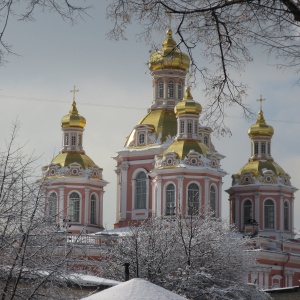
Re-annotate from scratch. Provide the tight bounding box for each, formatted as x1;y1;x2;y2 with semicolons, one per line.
1;1;300;230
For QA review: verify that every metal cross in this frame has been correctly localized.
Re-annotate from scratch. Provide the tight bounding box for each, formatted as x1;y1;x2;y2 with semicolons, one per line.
256;95;265;110
70;85;79;102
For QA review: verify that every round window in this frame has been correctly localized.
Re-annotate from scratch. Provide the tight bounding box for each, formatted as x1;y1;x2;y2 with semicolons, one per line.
167;159;172;165
266;176;271;182
50;169;55;175
72;169;78;175
191;158;197;165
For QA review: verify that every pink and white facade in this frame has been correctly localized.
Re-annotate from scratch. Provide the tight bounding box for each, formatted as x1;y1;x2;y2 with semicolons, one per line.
114;30;226;228
43;97;107;234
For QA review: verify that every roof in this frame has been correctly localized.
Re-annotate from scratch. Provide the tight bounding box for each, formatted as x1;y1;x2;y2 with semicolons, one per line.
81;278;187;300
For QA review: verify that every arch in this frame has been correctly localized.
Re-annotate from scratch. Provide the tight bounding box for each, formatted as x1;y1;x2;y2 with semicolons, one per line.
90;193;97;225
68;191;81;222
168;80;174;98
158;80;164;98
135;171;147;209
284;201;289;231
165;183;176;216
243;199;253;226
210;185;216;217
264;199;275;229
48;192;58;224
187;183;200;215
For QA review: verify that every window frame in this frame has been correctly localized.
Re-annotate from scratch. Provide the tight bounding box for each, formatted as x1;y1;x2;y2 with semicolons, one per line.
187;183;200;215
264;199;275;229
165;183;176;216
48;192;58;224
90;194;97;225
135;171;147;209
210;185;216;217
68;191;81;223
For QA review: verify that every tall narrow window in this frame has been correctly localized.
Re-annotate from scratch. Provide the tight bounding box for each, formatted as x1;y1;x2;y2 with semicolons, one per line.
254;142;259;155
284;201;289;231
166;184;175;216
204;136;208;146
264;199;274;229
90;194;97;225
65;134;69;146
69;192;80;222
210;186;216;217
71;135;76;146
48;192;58;224
158;81;164;98
194;122;198;135
180;120;184;134
187;120;192;134
135;172;147;209
78;134;82;147
177;82;182;99
168;81;174;98
261;142;266;154
188;183;199;215
243;200;252;226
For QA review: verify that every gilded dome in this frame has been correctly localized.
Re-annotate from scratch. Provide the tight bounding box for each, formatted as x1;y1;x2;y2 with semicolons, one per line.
163;140;208;160
51;152;96;169
61;101;86;129
175;87;202;115
248;110;274;138
149;29;190;71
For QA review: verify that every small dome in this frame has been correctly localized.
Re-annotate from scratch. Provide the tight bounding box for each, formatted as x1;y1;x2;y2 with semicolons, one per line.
149;29;190;72
61;101;86;129
248;110;274;138
51;152;95;169
175;87;202;115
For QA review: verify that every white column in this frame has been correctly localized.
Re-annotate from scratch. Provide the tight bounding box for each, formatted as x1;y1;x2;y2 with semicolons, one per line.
204;177;209;214
235;195;240;230
121;163;129;220
291;196;294;234
99;189;104;227
156;178;162;217
146;177;150;218
280;194;284;231
151;179;157;217
264;271;269;289
84;187;90;225
177;176;183;214
59;186;65;228
163;80;167;99
218;180;223;218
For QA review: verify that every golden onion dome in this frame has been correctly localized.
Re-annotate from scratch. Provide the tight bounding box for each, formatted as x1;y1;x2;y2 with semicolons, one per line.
51;152;96;169
248;110;274;138
163;140;208;160
237;160;286;179
61;101;86;129
149;29;190;71
175;87;202;115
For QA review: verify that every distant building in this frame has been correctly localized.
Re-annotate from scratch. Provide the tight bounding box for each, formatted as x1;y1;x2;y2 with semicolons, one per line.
42;89;107;234
226;105;300;288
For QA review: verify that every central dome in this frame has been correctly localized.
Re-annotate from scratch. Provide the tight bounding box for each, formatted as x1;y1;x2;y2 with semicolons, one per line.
149;29;190;72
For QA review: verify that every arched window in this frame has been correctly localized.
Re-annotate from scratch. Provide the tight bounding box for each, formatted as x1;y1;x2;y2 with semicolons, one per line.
168;81;174;98
210;186;216;217
158;81;164;98
284;201;289;231
69;192;80;222
166;184;175;216
188;183;199;215
243;200;252;226
135;172;147;209
264;199;274;229
90;194;97;225
48;192;57;223
177;82;182;99
138;133;145;145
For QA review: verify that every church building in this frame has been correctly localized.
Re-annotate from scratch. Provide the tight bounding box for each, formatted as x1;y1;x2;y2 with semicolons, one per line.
42;88;107;234
113;29;226;228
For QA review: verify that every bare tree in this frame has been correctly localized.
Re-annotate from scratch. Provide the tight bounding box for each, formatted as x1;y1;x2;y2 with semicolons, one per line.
101;214;270;300
106;0;300;133
0;0;89;65
0;122;89;300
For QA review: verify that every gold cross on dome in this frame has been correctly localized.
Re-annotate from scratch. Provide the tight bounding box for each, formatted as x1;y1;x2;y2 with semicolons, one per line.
256;95;265;111
70;85;79;102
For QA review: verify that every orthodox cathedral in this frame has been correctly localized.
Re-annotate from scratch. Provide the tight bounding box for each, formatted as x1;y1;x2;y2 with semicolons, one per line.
43;29;300;289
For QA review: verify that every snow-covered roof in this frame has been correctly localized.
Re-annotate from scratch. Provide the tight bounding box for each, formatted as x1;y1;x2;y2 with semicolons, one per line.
67;273;120;287
81;278;187;300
